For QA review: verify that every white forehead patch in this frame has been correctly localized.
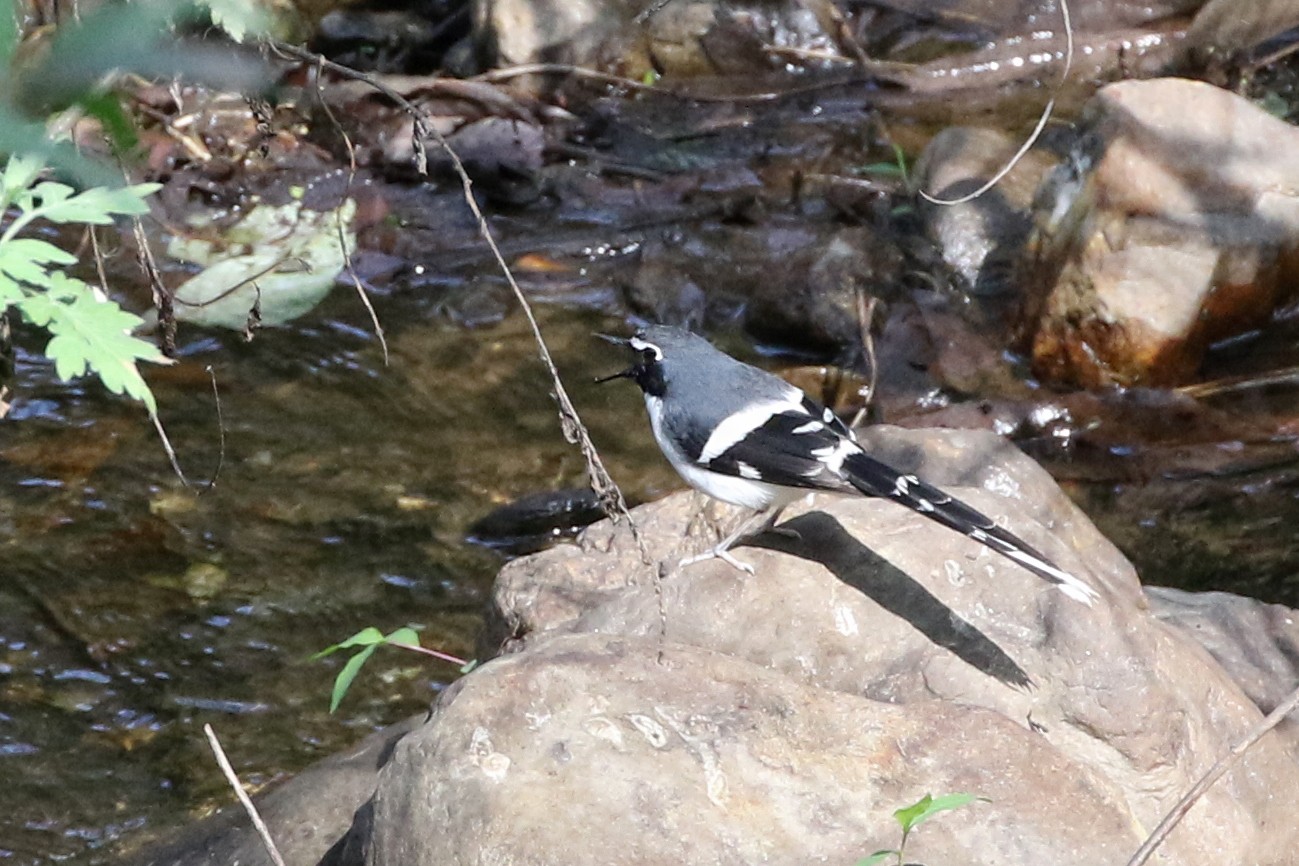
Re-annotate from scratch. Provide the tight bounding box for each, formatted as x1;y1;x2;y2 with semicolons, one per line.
629;336;662;360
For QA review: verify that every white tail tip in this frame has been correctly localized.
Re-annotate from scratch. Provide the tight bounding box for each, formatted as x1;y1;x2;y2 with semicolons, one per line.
1058;579;1099;606
1002;545;1099;606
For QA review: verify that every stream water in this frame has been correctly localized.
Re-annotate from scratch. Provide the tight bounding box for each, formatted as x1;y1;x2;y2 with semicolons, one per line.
0;284;682;861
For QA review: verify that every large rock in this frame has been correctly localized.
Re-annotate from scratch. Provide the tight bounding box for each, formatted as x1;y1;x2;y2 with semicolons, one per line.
1022;77;1299;387
371;426;1299;866
368;633;1140;866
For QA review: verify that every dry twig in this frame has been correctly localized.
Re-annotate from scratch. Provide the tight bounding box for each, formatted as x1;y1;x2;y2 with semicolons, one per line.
1126;682;1299;866
203;723;288;866
298;54;390;366
200;364;226;491
918;0;1074;207
121;206;188;482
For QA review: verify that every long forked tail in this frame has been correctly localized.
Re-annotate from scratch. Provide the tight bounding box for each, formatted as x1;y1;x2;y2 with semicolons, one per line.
841;451;1099;605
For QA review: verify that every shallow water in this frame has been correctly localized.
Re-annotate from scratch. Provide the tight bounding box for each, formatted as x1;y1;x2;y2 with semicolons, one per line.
0;284;678;862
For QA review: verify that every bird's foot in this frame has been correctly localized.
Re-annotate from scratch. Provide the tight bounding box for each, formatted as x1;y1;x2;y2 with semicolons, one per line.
679;546;755;576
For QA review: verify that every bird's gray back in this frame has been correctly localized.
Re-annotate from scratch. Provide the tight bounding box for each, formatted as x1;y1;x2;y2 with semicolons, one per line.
640;326;801;457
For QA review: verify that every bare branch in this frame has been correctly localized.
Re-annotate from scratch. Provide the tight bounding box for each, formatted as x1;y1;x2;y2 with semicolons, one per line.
918;0;1074;207
203;724;288;866
300;53;390;366
1126;683;1299;866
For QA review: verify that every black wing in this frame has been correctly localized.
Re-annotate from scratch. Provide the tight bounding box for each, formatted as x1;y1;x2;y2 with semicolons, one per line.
702;406;856;492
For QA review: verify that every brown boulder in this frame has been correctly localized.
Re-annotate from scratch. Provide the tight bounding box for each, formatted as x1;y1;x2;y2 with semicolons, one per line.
1022;77;1299;387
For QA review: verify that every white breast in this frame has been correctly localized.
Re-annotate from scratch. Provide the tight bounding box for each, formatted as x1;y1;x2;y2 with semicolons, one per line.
644;395;790;510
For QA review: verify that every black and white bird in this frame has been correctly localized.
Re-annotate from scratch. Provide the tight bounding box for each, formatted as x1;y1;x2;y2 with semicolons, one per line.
598;325;1097;605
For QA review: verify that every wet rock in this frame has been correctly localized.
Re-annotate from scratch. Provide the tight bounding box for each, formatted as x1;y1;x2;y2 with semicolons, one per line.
744;227;903;353
316;76;543;182
313;9;454;73
1185;0;1299;64
432;116;545;179
472;0;623;68
621;258;708;330
1021;77;1299;388
472;0;840;77
466;487;605;556
647;0;840;77
914;126;1058;294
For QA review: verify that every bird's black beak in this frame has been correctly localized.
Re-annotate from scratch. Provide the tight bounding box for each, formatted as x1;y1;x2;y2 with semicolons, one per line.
594;367;634;384
593;332;634;384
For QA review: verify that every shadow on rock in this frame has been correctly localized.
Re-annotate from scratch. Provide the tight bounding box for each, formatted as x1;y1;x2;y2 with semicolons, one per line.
756;511;1033;690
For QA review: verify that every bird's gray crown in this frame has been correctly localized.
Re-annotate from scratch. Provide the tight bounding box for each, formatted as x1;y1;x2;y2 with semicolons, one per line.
628;325;800;430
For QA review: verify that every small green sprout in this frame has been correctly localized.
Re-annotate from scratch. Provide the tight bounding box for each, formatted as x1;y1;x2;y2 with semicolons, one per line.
313;626;473;713
857;792;987;866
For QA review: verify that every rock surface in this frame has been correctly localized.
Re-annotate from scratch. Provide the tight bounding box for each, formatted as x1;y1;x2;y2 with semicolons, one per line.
369;633;1139;866
1022;77;1299;387
387;426;1299;865
1148;586;1299;744
914;126;1057;293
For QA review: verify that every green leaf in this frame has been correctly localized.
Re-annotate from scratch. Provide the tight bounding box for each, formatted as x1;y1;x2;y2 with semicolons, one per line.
329;643;379;713
0;273;25;306
28;180;75;209
2;154;46;205
13;273;164;414
32;182;160;225
893;793;984;834
200;0;271;43
0;238;75;287
459;659;479;674
855;850;896;866
313;626;387;659
385;627;421;649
